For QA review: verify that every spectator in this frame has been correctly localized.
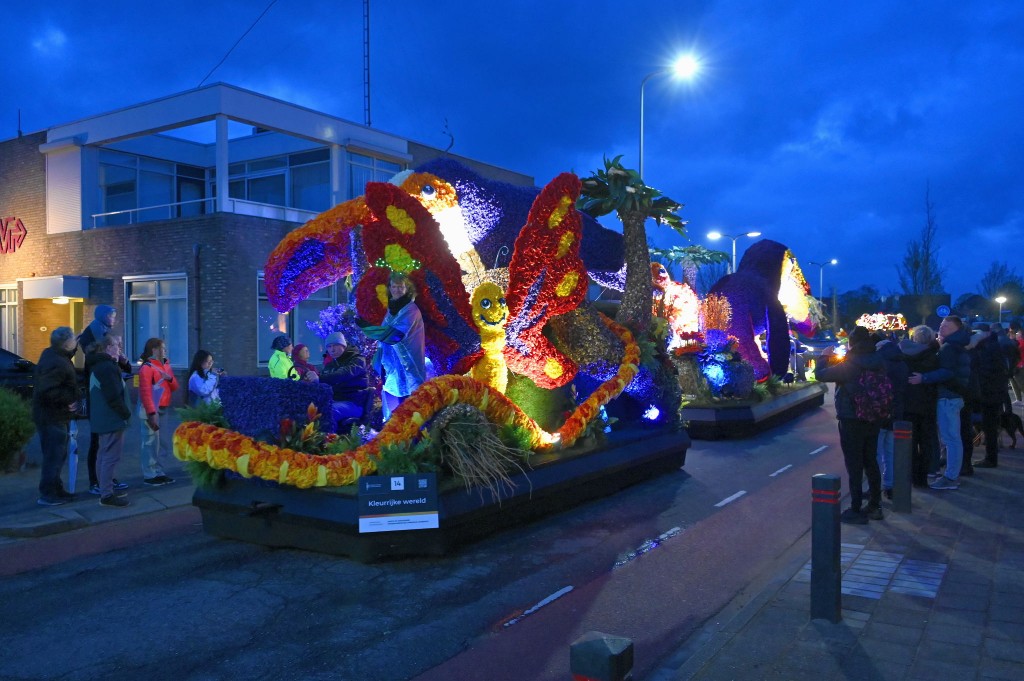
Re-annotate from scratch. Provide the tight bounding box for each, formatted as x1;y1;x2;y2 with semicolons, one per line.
815;325;887;524
1014;324;1024;402
899;325;941;487
138;338;179;486
268;335;299;380
320;331;370;428
909;315;971;491
77;304;131;496
991;322;1020;412
187;350;222;405
874;335;909;499
32;326;82;506
357;272;426;420
86;334;132;507
972;325;1010;468
291;344;320;383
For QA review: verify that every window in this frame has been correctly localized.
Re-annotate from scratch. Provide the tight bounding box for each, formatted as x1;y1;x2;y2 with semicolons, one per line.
348;152;403;198
0;286;17;353
125;275;187;367
212;149;334;212
257;274;340;365
97;151;206;227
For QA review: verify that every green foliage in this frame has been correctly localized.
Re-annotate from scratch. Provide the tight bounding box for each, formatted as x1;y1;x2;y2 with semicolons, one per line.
0;388;34;471
184;460;225;491
751;381;771;402
505;373;574;431
497;423;535;458
635;334;660;373
176;400;230;428
577;155;687;237
323;424;364;455
763;375;785;395
373;439;439;476
426;404;527;499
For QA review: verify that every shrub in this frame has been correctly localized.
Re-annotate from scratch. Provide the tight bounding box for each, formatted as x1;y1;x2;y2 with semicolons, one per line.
0;388;35;471
218;376;335;439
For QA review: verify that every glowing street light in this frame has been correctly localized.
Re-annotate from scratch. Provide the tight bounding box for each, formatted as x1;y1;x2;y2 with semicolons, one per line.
996;295;1007;323
707;230;762;273
639;53;701;180
807;259;839;300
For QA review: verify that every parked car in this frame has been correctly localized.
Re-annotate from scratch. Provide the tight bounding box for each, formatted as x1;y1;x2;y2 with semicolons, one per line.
0;348;37;400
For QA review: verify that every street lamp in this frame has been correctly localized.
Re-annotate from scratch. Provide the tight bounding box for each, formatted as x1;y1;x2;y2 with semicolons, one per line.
707;230;762;273
996;295;1007;323
639;53;700;180
807;259;839;300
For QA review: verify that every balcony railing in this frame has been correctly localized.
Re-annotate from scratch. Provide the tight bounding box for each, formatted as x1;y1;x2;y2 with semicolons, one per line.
91;197;319;228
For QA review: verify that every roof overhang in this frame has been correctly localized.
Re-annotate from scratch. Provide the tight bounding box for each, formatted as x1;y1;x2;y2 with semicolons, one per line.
18;275;90;300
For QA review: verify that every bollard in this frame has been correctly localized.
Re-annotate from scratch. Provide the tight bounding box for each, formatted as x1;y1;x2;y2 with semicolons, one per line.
569;631;634;681
811;474;842;623
892;419;912;513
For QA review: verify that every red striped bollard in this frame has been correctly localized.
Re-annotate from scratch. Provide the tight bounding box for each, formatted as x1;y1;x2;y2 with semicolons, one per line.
811;474;841;622
892;419;912;513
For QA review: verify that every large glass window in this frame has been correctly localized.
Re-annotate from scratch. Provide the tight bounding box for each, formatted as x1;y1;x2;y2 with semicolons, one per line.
257;274;339;365
125;275;188;367
213;149;335;212
347;152;403;198
0;287;17;353
97;151;206;227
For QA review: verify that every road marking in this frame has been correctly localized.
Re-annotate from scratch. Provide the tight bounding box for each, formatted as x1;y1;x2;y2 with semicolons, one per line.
613;527;683;570
809;445;828;456
769;464;793;477
714;490;747;507
502;586;574;628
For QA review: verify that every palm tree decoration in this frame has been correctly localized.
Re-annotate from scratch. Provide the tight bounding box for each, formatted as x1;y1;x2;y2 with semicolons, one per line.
650;244;729;289
578;155;686;333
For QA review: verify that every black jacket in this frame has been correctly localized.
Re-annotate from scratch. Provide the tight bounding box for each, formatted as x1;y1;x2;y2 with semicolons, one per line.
919;327;971;400
814;342;887;421
320;346;369;402
86;352;131;433
899;339;939;417
32;345;80;423
973;333;1009;406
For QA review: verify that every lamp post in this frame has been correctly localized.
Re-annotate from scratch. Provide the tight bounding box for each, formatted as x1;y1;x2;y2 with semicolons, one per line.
707;230;762;273
996;295;1007;324
640;54;700;180
808;259;839;300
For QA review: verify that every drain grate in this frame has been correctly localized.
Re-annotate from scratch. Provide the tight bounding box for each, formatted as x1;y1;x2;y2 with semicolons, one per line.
794;543;947;599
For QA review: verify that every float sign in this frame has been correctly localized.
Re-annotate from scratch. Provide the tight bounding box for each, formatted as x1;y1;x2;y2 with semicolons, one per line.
358;474;439;533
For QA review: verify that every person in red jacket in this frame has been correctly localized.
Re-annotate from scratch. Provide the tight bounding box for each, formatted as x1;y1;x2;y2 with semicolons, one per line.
138;337;179;486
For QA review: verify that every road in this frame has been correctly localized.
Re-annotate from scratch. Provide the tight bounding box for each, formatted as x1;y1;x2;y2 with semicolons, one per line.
0;394;846;681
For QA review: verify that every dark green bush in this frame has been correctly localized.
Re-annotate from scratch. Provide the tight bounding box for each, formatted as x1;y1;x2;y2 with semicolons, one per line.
0;388;35;471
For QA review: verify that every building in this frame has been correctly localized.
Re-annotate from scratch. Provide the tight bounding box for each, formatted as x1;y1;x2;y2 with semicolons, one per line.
0;83;533;383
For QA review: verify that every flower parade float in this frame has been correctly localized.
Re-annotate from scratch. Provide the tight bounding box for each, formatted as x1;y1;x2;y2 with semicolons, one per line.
176;167;691;560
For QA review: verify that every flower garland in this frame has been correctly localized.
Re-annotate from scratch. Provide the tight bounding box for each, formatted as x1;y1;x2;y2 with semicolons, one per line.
174;314;640;487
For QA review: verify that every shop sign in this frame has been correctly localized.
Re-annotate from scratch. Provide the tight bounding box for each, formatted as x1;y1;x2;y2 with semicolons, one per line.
1;217;27;254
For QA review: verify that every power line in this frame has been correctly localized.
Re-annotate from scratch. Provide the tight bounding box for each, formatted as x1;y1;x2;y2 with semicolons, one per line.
197;0;280;88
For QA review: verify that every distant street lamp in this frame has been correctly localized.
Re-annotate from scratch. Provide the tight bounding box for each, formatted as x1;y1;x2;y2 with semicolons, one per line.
639;53;701;180
996;295;1007;323
707;230;762;273
808;259;839;300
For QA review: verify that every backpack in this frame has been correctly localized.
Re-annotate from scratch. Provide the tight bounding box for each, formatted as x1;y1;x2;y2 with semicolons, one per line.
852;368;894;423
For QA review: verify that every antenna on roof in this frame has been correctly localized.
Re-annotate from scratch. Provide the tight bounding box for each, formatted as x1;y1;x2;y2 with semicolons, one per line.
363;0;371;127
17;109;23;137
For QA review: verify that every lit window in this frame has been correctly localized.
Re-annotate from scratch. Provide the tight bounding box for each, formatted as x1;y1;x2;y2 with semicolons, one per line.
125;275;187;367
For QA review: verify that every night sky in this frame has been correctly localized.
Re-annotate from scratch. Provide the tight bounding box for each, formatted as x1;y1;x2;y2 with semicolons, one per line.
5;1;1023;302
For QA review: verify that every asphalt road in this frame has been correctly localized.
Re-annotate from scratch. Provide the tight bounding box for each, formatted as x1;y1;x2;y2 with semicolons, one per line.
0;394;846;681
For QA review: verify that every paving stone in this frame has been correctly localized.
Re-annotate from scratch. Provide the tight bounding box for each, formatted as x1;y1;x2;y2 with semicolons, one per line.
907;658;976;681
932;592;989;611
989;603;1024;623
928;607;987;627
984;637;1024;662
916;639;981;666
938;580;990;598
978;657;1024;680
855;637;917;664
869;606;930;628
798;620;860;645
924;621;983;646
862;620;924;646
879;593;932;612
835;653;909;681
985;620;1024;642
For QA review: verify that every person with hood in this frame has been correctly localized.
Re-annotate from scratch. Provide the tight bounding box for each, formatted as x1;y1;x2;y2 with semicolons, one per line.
972;324;1011;468
357;272;426;420
268;335;299;380
77;305;131;496
86;334;132;507
909;315;972;490
815;325;888;524
320;331;371;427
873;334;909;499
899;325;941;487
32;326;82;506
290;343;320;382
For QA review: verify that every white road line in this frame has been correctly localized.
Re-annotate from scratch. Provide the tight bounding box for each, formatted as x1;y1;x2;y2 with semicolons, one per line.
769;464;793;477
809;445;828;456
714;490;747;507
502;586;574;628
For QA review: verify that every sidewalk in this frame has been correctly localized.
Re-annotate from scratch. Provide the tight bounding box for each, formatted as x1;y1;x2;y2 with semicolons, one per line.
0;412;194;544
653;448;1024;680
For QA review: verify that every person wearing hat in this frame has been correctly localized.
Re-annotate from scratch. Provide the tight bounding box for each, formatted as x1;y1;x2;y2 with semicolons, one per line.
321;331;371;426
268;335;299;380
909;315;972;490
816;325;889;523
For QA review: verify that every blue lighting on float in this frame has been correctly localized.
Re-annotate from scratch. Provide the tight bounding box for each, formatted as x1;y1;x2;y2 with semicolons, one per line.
703;363;727;387
643;404;660;421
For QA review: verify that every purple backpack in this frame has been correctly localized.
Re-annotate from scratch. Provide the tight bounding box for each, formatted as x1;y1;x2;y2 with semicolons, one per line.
852;368;894;423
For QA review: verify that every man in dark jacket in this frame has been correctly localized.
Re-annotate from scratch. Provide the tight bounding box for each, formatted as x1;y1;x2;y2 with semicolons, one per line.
77;304;131;495
319;332;371;429
972;326;1010;468
909;315;971;490
815;325;888;524
86;335;133;506
32;326;82;505
899;326;941;487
